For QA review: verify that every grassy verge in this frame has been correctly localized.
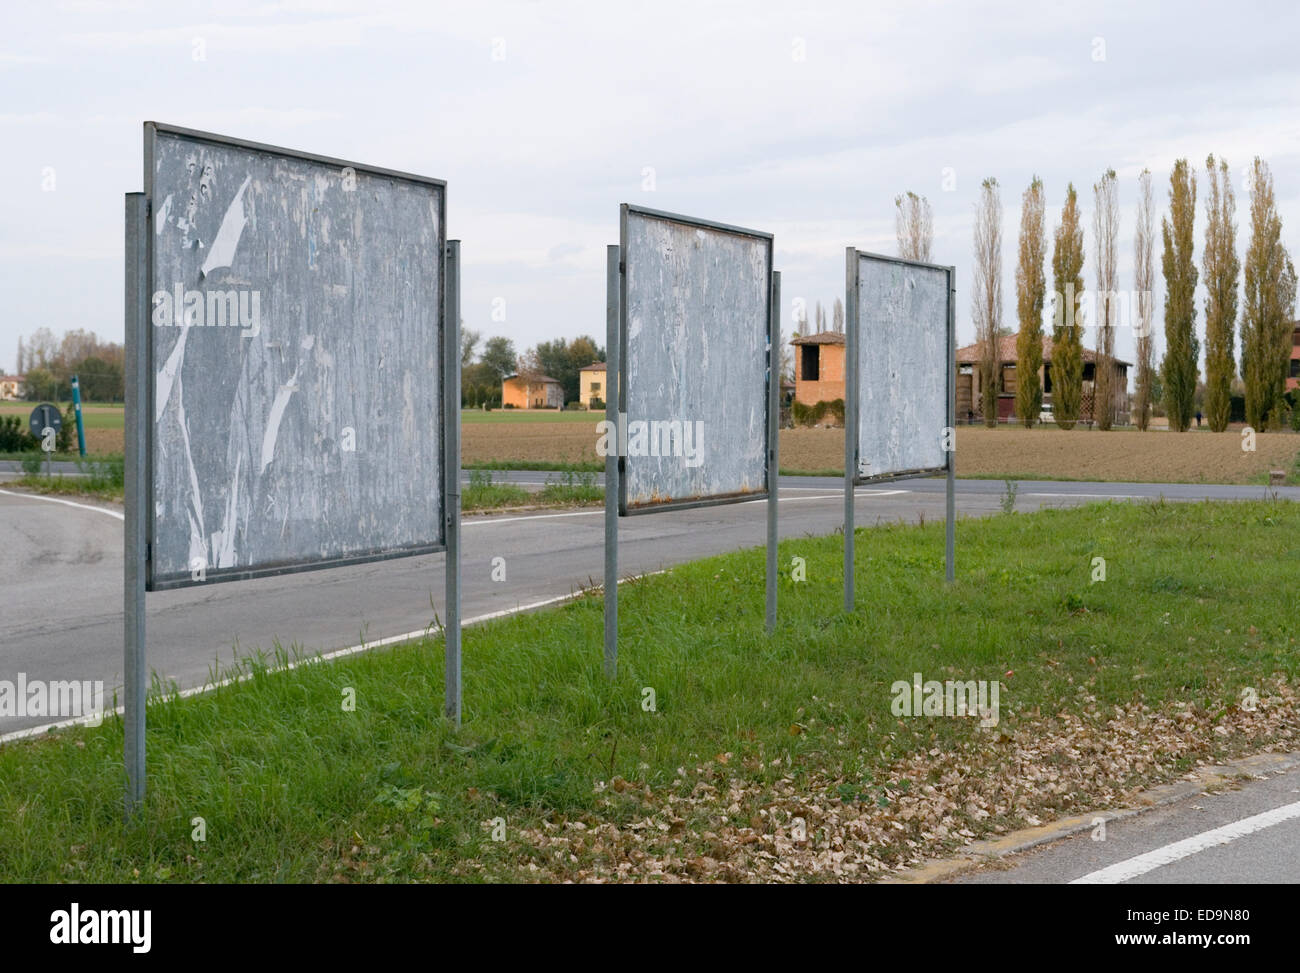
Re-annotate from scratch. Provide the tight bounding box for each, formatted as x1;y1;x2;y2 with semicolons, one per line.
2;499;1298;882
780;467;845;478
8;458;125;502
464;459;604;474
463;470;603;511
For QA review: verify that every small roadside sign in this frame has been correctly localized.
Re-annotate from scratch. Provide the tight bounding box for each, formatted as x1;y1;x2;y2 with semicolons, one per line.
29;403;61;452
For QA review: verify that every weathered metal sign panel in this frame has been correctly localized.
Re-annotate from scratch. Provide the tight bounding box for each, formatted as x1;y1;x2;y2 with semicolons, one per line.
852;252;952;481
144;123;446;589
619;205;772;513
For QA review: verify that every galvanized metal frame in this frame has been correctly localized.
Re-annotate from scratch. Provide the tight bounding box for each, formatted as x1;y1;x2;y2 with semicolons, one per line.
124;192;148;818
127;126;459;818
766;271;780;634
604;245;621;679
142;122;449;591
605;209;780;675
843;248;956;611
443;240;463;723
617;203;774;516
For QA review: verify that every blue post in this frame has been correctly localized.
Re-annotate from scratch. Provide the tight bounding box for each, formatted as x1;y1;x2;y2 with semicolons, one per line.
71;374;86;457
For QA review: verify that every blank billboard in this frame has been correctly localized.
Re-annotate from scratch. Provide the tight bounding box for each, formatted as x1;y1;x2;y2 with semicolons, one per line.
851;251;952;481
619;205;772;513
145;123;446;589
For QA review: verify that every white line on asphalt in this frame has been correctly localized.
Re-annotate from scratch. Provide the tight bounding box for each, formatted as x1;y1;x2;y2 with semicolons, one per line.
462;489;909;525
1070;800;1300;883
464;508;603;526
0;571;665;746
0;487;124;520
1024;492;1143;499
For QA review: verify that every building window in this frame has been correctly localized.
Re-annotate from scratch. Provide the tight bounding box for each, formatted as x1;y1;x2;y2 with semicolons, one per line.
800;345;820;381
591;382;601;394
1291;359;1300;379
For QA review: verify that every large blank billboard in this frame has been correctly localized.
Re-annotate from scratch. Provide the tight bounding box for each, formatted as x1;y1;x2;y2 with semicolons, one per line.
850;250;953;481
619;204;772;513
145;123;446;589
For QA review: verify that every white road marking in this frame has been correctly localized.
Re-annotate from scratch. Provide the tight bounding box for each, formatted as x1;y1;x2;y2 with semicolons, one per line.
464;488;909;525
1070;800;1300;884
1024;492;1143;499
0;488;124;521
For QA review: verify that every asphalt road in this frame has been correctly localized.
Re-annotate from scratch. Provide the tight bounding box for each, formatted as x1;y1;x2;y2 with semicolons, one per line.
1;476;1294;738
951;763;1300;883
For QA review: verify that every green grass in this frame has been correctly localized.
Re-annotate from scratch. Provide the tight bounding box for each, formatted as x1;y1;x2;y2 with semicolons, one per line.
2;499;1298;882
464;459;604;474
0;403;123;429
9;458;125;501
780;467;845;478
462;469;603;511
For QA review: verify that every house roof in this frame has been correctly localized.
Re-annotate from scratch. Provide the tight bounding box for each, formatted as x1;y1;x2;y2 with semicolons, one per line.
504;373;560;384
0;375;25;382
956;333;1131;368
790;331;845;346
579;362;607;372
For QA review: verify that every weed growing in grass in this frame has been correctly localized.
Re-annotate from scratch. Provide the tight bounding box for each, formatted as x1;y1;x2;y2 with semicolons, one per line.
999;479;1018;513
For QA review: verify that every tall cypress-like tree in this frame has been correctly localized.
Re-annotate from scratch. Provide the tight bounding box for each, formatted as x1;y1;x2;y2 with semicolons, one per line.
1050;184;1085;429
1092;169;1120;429
895;192;934;263
1202;155;1239;432
1242;158;1297;429
1014;176;1047;426
1133;169;1157;431
1160;159;1199;432
972;177;1003;426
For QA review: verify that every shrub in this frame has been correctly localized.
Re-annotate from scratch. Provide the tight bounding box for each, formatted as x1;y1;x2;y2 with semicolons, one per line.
0;415;35;452
589;397;605;411
791;399;844;428
57;403;76;453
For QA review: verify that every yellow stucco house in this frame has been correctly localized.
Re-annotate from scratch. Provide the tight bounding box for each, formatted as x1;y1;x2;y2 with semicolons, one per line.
578;362;606;409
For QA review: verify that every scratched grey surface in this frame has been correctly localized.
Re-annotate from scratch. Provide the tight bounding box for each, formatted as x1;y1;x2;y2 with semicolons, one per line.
622;211;770;510
147;129;443;588
855;256;948;478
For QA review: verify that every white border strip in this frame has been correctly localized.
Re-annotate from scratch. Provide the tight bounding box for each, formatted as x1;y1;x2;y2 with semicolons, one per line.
0;487;124;521
1071;800;1300;883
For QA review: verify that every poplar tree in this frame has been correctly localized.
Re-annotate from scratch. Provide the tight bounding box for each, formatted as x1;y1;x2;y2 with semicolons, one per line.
1133;170;1157;431
1092;169;1120;429
895;192;934;263
1014;176;1047;427
1160;159;1199;432
1202;155;1239;431
972;178;1003;426
1241;158;1298;429
1050;184;1085;429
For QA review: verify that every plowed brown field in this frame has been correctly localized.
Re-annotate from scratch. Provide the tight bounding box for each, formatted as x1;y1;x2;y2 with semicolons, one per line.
466;421;1300;484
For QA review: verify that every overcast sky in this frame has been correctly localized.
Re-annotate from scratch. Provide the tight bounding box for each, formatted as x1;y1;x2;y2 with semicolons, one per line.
3;0;1298;379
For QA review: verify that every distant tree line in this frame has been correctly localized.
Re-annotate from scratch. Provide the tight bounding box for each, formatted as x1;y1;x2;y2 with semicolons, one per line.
896;154;1297;431
15;328;125;402
459;329;605;408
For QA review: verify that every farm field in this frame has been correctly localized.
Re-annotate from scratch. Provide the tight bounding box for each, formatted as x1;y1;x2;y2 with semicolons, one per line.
466;417;1300;485
13;404;1298;485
